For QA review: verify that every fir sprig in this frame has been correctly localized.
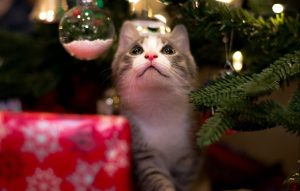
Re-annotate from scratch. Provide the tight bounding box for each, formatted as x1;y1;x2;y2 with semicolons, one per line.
197;112;234;147
190;75;251;108
239;50;300;96
193;50;300;147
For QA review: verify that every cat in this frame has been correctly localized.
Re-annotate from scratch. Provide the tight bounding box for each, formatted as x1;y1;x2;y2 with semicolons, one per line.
112;21;201;191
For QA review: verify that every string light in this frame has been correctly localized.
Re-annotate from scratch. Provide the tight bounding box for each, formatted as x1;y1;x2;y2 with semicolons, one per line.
30;0;68;23
154;14;167;23
216;0;232;3
232;51;243;72
128;0;140;3
272;3;284;14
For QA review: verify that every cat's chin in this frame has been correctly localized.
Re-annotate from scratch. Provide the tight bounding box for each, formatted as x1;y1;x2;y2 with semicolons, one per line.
137;66;168;78
134;70;171;89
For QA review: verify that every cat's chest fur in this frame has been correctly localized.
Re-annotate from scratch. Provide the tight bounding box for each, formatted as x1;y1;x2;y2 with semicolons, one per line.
125;90;193;166
139;116;191;166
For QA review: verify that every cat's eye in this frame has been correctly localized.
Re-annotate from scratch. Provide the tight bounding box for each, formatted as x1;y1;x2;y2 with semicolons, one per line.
130;45;144;55
161;45;176;55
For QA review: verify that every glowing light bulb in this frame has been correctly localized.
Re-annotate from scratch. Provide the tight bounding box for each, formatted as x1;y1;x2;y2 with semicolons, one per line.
232;51;243;72
233;51;242;61
272;4;284;13
128;0;139;3
136;25;143;31
233;61;243;72
159;26;166;34
30;0;68;23
216;0;232;3
46;10;55;22
39;12;47;20
166;26;171;33
154;14;167;24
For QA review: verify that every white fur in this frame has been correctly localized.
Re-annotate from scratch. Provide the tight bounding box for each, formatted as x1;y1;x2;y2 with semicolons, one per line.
124;86;193;167
132;36;170;78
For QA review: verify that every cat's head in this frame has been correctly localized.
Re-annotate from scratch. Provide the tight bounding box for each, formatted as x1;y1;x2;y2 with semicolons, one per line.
112;21;198;95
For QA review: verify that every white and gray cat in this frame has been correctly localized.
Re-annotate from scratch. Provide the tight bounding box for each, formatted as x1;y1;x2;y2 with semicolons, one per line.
112;21;201;191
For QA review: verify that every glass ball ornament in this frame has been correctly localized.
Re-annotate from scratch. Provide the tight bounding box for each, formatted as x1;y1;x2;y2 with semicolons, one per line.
59;0;115;60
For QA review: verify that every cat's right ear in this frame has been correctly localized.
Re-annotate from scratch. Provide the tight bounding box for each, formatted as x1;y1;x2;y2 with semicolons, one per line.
116;21;140;53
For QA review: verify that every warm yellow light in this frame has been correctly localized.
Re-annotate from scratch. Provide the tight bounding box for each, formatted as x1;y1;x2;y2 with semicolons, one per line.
31;0;68;23
148;8;153;18
38;10;55;22
159;26;166;35
272;4;284;13
193;0;200;8
233;61;243;72
128;0;139;3
154;14;167;24
165;26;171;33
46;10;55;22
233;51;243;61
216;0;232;3
232;51;243;72
136;25;143;31
38;12;47;20
142;28;148;34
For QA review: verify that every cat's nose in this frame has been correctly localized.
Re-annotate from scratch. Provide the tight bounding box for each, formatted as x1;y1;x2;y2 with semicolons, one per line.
144;53;158;61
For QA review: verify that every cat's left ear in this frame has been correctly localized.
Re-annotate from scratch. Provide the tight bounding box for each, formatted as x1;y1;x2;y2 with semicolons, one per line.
169;25;190;52
116;21;140;53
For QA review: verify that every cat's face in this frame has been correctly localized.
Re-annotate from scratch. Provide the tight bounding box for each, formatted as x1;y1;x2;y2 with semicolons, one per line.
112;21;197;95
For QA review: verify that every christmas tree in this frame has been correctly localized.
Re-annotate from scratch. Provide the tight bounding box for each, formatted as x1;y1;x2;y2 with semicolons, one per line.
0;0;299;147
175;0;300;147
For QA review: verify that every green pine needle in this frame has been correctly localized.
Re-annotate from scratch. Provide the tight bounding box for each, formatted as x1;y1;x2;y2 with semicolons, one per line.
192;50;300;147
197;113;234;147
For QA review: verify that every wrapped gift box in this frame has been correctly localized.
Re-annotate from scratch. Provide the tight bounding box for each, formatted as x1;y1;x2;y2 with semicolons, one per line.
0;111;132;191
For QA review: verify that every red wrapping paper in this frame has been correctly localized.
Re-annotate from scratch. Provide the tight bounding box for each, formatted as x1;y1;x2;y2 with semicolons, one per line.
0;111;132;191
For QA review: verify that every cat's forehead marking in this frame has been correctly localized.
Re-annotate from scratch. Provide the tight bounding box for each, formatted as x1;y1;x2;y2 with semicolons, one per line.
140;35;166;51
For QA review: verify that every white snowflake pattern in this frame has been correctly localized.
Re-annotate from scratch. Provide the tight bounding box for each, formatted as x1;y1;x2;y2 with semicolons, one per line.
26;168;62;191
96;116;127;133
96;117;115;133
104;135;129;176
114;117;127;131
67;160;102;191
21;119;61;162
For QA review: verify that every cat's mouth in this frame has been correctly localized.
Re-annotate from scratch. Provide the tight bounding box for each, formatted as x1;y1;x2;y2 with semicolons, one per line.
137;66;168;78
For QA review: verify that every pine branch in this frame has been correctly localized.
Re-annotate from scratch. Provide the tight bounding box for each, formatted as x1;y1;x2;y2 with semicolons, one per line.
196;98;283;147
193;50;300;147
230;100;284;131
190;75;251;108
191;50;300;109
240;50;300;96
284;86;300;135
197;113;234;147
